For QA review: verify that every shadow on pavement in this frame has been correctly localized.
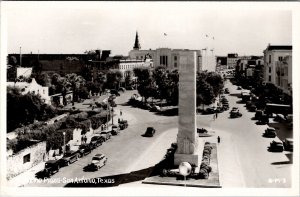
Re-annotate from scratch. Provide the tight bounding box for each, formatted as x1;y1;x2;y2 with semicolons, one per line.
229;93;241;97
155;108;178;116
64;151;174;187
271;153;293;165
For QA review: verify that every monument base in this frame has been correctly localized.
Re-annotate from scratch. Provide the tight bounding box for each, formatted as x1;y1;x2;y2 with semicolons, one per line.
174;139;204;166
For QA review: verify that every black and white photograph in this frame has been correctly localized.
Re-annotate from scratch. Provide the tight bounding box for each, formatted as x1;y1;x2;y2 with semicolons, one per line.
0;1;299;196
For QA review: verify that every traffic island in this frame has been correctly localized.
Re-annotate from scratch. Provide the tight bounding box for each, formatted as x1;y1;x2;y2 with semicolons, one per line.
142;143;221;188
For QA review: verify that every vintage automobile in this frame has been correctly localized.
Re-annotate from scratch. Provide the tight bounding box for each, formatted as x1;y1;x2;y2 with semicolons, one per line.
119;120;128;130
263;127;277;138
111;125;120;135
144;127;156;137
90;136;104;148
100;130;112;141
224;88;230;94
283;138;293;151
78;144;92;157
230;107;242;118
42;160;61;177
269;140;284;152
60;150;79;166
86;154;108;171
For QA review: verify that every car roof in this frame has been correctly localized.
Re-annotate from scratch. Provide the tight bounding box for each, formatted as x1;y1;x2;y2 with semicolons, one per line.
267;127;275;130
94;153;104;157
285;138;293;142
46;160;59;164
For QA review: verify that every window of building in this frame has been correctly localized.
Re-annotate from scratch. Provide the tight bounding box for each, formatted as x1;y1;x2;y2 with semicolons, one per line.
269;55;271;63
136;56;139;59
23;153;30;163
174;56;177;61
268;76;271;82
43;90;45;94
269;67;271;73
278;56;283;61
174;62;177;67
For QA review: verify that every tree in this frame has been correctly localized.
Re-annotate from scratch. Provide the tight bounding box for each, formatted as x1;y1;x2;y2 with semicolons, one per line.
65;73;86;102
106;69;122;90
34;72;51;87
133;67;156;103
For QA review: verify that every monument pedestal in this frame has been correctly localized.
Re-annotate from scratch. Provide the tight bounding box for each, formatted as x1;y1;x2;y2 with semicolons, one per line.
174;138;204;166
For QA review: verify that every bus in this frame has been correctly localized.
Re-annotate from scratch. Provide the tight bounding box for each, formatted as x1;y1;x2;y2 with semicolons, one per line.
265;103;292;116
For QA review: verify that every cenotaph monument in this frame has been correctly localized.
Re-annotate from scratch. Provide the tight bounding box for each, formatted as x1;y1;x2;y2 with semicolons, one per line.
174;51;204;166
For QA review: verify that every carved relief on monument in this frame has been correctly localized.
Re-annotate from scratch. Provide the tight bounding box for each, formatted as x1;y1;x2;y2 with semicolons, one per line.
177;136;198;154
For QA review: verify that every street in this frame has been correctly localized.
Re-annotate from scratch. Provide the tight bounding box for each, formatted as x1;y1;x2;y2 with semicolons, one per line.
23;80;292;188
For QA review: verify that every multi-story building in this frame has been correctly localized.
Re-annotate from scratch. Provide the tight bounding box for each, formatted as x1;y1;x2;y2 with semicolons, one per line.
227;53;239;69
111;56;153;80
128;32;202;72
263;45;292;87
275;55;292;96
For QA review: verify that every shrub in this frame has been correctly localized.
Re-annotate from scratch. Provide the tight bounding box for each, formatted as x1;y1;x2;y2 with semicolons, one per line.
198;169;209;179
200;162;212;173
205;142;211;145
203;149;211;155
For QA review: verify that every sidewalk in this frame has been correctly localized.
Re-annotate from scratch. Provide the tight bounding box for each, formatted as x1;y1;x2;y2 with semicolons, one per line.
7;161;46;187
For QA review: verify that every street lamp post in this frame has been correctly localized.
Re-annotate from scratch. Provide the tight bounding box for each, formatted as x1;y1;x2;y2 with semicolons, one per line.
63;132;66;154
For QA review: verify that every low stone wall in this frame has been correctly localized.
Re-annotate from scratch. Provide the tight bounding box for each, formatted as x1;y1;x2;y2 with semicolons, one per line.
7;141;46;180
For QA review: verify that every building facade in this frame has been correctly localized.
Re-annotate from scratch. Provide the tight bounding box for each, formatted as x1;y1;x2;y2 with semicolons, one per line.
227;53;239;69
128;32;202;72
263;45;292;89
7;78;51;105
275;55;292;96
112;57;153;80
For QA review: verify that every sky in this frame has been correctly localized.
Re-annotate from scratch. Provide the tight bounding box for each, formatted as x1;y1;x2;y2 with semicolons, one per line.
3;2;292;57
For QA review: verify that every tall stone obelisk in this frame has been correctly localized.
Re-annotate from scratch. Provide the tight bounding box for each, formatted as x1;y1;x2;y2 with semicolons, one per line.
174;51;202;166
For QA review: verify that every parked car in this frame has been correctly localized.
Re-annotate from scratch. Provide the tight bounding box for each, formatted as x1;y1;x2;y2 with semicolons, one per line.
144;127;156;137
248;104;257;112
224;88;230;94
203;107;216;114
269;140;284;152
119;120;128;130
100;130;112;140
43;160;61;177
87;154;107;171
60;151;79;166
215;106;224;113
110;89;120;96
111;125;120;135
254;110;263;120
283;138;293;151
118;87;126;92
90;136;104;148
257;114;269;124
263;127;277;138
274;114;286;123
150;105;162;112
78;144;92;157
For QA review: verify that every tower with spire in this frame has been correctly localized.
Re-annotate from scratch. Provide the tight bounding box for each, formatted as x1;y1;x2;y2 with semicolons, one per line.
133;31;141;50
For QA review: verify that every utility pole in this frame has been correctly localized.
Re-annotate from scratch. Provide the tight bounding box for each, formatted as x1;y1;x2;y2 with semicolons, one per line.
20;47;22;67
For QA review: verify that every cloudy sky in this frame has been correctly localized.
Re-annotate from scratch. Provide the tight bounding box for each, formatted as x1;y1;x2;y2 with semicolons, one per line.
3;2;292;56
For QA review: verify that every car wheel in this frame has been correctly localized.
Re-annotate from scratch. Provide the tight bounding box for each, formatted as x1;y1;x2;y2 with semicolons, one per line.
67;161;70;166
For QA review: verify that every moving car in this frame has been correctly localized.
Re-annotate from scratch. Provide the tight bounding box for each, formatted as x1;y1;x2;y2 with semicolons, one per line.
283;138;293;151
119;120;128;130
87;154;107;171
230;107;242;118
269;140;284;152
144;127;156;137
263;127;276;138
60;151;79;166
43;160;60;177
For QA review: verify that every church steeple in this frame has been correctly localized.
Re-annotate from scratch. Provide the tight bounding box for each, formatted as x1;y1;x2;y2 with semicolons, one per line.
133;31;141;50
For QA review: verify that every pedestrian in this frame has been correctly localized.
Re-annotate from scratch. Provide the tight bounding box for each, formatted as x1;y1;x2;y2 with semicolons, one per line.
81;135;84;144
216;112;218;119
84;135;87;144
217;136;221;143
213;114;216;120
120;110;122;116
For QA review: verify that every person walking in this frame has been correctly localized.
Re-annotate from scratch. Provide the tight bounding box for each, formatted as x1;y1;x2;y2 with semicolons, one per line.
213;114;216;121
217;136;221;143
216;112;218;119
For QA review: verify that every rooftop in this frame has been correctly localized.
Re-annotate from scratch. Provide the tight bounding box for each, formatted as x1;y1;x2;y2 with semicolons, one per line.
266;45;292;51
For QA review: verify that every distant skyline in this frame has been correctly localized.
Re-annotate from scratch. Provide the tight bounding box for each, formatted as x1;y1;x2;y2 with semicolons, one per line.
3;2;292;56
